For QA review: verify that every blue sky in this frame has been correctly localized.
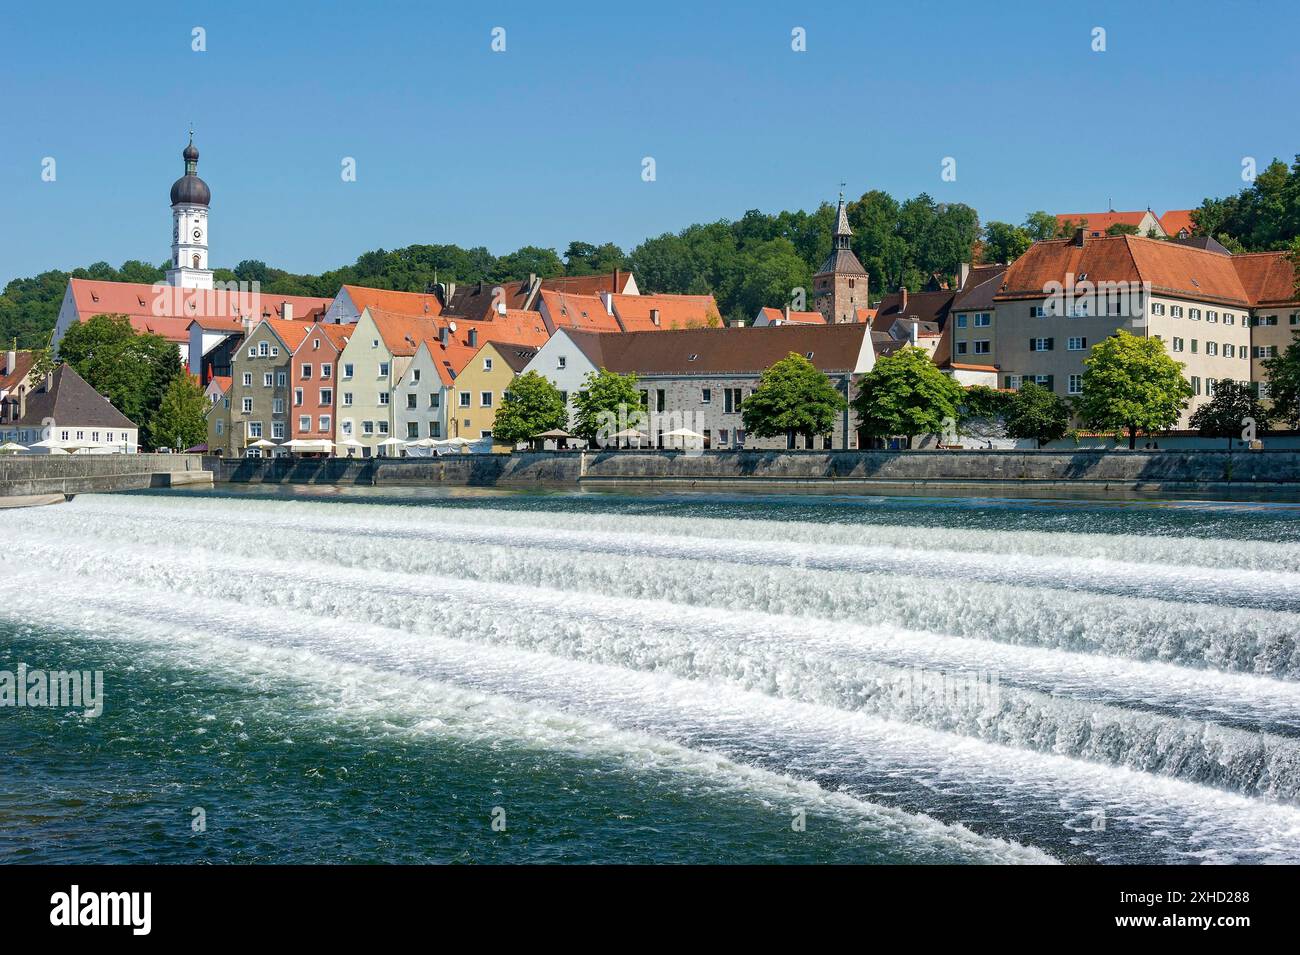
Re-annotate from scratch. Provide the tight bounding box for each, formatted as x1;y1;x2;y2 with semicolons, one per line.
1;0;1296;286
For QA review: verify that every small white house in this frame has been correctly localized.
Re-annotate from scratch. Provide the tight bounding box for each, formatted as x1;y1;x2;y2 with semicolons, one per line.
1;365;139;453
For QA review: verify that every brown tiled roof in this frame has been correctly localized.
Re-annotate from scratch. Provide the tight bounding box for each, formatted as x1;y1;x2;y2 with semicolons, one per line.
610;293;721;331
540;271;634;297
0;349;36;396
996;234;1253;306
441;279;535;322
15;364;137;429
872;289;957;326
490;342;539;373
1233;252;1300;307
562;324;870;376
951;265;1007;311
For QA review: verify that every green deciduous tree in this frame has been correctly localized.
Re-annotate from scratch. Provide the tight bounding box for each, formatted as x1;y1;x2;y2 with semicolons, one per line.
1188;380;1271;448
1004;381;1071;447
59;313;182;448
741;352;848;447
1262;332;1300;429
981;221;1032;265
1077;331;1193;449
571;368;645;442
150;372;209;450
492;371;569;445
852;345;965;448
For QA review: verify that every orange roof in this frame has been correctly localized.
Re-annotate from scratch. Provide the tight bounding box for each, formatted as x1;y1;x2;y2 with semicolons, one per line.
998;234;1251;306
1233;252;1300;307
1;349;36;395
540;271;634;297
206;375;232;395
757;307;826;325
294;321;352;354
610;292;721;331
368;309;442;357
69;279;330;343
263;318;315;352
537;290;622;333
1159;210;1196;237
1054;211;1151;235
341;284;442;317
489;309;551;347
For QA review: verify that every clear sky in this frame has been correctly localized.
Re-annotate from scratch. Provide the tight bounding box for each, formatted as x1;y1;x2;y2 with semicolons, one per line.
1;0;1297;286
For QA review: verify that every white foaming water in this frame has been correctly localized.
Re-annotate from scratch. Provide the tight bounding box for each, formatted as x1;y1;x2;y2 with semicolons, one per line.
7;492;1300;863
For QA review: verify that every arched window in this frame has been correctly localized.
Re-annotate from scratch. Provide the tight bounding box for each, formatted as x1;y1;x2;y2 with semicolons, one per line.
192;254;201;269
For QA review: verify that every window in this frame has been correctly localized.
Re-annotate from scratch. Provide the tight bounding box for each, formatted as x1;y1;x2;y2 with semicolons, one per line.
299;416;310;432
484;358;493;372
480;391;493;407
956;341;968;355
431;422;441;437
1171;305;1184;318
1291;314;1300;326
1030;337;1053;351
319;415;330;432
372;339;379;348
378;392;390;405
272;398;284;414
407;393;418;410
1254;315;1279;326
407;422;420;439
378;362;390;377
723;388;743;414
429;393;440;409
1189;308;1201;321
342;420;353;436
241;397;253;413
242;372;252;387
277;372;287;387
322;363;332;379
270;347;279;357
312;338;320;351
263;373;273;387
258;341;269;356
249;421;263;438
956;315;967;328
215;420;224;435
319;388;332;406
974;340;990;355
1068;374;1083;395
343;363;354;379
1254;345;1279;358
248;347;257;358
378;421;389;435
656;390;666;413
1172;337;1184;352
1206;341;1218;356
973;313;991;327
1190;376;1202;395
302;364;313;380
343;392;353;406
294;388;303;406
1067;337;1087;351
1207;378;1218;396
1224;344;1235;358
1031;305;1047;318
459;391;471;408
557;356;567;370
362;421;374;435
1033;375;1053;389
701;388;712;404
1190;339;1198;354
411;369;420;384
1151;302;1166;316
1206;310;1218;323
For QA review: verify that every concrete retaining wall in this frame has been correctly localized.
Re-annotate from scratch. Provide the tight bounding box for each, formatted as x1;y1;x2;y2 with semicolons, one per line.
205;449;1300;495
0;454;208;497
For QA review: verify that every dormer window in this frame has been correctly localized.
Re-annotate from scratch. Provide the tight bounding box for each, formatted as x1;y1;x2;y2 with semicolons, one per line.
687;354;698;361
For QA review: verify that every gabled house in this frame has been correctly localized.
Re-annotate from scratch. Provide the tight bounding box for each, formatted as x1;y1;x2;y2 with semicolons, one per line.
1054;210;1165;239
291;323;351;442
222;318;313;455
753;307;827;327
608;293;721;330
449;341;538;450
0;348;38;429
1;364;138;453
336;308;439;456
323;285;444;325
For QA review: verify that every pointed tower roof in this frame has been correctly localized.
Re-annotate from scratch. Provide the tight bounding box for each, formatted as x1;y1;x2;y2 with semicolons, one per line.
833;194;853;238
816;193;867;277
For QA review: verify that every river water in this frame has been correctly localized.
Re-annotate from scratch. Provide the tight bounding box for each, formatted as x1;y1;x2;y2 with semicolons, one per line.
3;486;1300;864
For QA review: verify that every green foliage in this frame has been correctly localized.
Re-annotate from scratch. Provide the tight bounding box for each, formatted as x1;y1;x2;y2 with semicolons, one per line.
1004;382;1071;447
980;221;1032;265
740;352;847;443
1262;332;1300;429
27;346;56;382
1192;157;1300;251
1106;223;1141;236
149;373;209;450
1077;331;1193;448
563;242;628;276
59;313;181;449
1022;211;1058;242
493;371;569;444
571;368;644;441
960;384;1014;423
1188;380;1271;447
852;346;965;447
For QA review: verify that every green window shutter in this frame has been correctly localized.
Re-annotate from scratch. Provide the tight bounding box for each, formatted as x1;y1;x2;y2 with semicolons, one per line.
1045;375;1054;391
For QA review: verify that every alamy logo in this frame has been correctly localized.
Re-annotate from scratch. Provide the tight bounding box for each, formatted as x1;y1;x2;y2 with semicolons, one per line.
0;663;103;717
50;886;151;935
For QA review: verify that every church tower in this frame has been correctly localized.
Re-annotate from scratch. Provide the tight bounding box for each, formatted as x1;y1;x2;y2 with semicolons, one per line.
813;193;868;323
166;133;213;290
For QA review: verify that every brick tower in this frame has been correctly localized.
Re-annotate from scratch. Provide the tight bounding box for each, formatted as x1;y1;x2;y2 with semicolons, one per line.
814;193;869;323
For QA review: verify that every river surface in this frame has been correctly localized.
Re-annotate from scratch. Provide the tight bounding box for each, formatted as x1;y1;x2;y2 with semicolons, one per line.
3;485;1300;864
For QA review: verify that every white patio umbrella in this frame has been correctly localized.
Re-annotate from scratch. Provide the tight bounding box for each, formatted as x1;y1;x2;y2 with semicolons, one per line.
339;437;364;447
247;438;279;449
662;427;705;451
608;428;646;449
0;441;27;454
405;437;439;448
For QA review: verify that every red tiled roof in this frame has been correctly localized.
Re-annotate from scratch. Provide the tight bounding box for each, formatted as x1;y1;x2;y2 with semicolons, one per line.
69;279;330;343
294;321;352;355
1159;210;1196;237
341;285;443;317
1;349;37;396
1054;211;1151;235
538;290;621;333
610;293;721;331
1233;251;1300;307
369;310;442;357
757;307;826;325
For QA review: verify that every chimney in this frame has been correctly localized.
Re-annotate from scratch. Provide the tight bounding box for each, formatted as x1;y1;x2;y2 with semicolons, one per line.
959;262;971;288
783;304;791;323
909;321;919;345
613;268;621;293
599;290;614;314
5;348;14;375
468;328;478;348
1072;227;1086;248
650;308;661;327
282;301;294;322
899;286;908;314
730;319;745;328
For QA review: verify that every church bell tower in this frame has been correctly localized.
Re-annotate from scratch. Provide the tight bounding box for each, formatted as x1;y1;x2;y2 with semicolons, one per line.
166;131;214;290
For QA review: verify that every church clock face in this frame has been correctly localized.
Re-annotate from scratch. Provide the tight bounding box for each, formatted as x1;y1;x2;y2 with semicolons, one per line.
193;228;202;240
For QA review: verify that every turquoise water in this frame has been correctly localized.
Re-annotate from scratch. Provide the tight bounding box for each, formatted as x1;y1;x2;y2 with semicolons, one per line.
4;486;1300;864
